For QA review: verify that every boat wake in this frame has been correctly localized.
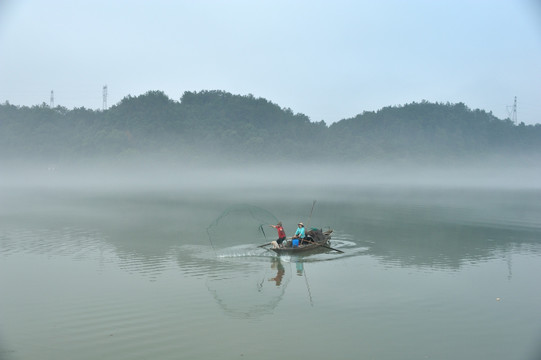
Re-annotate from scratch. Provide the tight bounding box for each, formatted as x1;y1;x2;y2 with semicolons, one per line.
216;245;273;259
206;228;370;263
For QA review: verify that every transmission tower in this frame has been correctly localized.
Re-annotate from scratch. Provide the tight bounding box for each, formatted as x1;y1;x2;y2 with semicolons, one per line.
102;85;108;110
50;90;54;108
511;96;517;125
507;96;518;125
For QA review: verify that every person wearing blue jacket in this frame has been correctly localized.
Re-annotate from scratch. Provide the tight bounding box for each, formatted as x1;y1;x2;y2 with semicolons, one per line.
293;222;306;243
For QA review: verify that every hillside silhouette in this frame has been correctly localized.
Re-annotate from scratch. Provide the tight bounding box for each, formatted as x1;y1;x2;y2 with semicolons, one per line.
1;90;539;165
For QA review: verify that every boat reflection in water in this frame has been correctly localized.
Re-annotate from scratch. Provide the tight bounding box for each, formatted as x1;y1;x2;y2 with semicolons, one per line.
203;252;291;319
202;244;337;318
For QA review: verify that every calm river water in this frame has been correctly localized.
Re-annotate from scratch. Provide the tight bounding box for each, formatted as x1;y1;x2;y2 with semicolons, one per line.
1;177;541;360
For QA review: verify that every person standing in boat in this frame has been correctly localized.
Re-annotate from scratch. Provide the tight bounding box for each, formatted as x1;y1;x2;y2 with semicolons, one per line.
292;222;306;244
270;222;287;249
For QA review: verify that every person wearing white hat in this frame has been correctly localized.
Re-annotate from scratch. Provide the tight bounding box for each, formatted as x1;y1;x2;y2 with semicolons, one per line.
292;222;306;243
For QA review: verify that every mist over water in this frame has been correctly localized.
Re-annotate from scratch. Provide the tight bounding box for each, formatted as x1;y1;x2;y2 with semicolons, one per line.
1;159;541;360
2;155;540;193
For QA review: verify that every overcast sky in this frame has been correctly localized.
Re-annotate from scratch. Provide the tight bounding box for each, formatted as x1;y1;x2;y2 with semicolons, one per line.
1;0;540;124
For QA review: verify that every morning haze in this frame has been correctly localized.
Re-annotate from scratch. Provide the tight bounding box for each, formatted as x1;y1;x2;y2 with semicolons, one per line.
1;89;540;191
1;90;541;360
2;1;541;358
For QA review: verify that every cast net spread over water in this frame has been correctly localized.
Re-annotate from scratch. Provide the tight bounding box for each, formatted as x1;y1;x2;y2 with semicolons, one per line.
207;204;279;252
205;256;292;319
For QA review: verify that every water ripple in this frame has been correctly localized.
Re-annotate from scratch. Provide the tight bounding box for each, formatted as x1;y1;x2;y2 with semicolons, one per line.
0;227;112;260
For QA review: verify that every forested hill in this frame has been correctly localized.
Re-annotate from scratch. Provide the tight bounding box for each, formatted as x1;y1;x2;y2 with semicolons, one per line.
0;90;539;165
328;102;541;161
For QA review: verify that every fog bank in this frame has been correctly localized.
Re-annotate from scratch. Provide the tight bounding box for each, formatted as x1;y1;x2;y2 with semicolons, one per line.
2;157;540;197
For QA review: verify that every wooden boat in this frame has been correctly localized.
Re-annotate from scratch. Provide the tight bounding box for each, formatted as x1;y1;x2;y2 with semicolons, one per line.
269;229;334;255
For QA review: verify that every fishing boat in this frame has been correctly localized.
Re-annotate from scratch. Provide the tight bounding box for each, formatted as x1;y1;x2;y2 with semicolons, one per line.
268;228;337;254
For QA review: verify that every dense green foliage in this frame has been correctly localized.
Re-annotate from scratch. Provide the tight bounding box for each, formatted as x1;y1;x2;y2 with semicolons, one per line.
1;90;539;165
328;101;541;161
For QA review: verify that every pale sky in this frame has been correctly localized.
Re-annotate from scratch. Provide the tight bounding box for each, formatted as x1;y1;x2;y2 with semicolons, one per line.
1;0;540;124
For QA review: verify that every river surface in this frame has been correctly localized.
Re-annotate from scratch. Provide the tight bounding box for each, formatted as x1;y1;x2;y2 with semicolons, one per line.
1;179;541;360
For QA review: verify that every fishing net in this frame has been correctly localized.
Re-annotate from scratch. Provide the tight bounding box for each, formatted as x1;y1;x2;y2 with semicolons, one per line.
205;256;292;319
206;204;279;251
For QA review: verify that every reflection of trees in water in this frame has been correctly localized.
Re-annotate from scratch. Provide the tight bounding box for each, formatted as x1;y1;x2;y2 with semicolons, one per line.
96;191;541;275
19;186;541;275
12;186;540;279
325;198;541;270
1;188;227;278
361;221;540;269
317;187;541;271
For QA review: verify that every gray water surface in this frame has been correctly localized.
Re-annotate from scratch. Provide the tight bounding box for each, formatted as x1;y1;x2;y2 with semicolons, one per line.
1;184;540;360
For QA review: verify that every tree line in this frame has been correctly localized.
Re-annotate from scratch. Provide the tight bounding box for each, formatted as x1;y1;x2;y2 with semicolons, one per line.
1;90;539;165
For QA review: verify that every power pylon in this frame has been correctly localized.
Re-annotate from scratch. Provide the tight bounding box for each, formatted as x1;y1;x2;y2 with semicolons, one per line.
511;96;517;125
103;85;108;110
507;96;518;125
